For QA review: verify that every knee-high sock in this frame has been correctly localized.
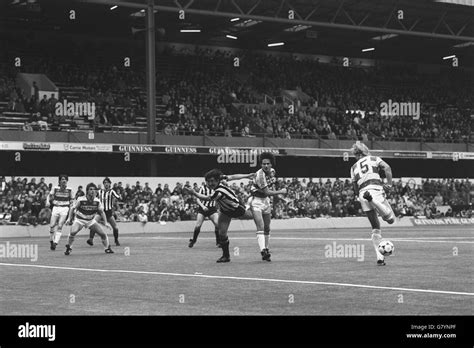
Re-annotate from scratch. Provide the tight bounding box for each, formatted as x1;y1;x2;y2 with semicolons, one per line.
67;234;75;247
214;228;219;244
371;199;395;223
101;234;110;249
371;229;384;260
112;227;119;240
220;236;230;258
264;232;270;249
192;226;201;242
256;231;265;251
89;229;95;240
53;228;62;244
49;230;54;242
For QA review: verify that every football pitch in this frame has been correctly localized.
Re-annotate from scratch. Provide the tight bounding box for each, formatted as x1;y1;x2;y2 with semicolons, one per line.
1;225;473;316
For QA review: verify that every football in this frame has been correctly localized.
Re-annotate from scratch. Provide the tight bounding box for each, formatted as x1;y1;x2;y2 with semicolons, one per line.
378;240;394;256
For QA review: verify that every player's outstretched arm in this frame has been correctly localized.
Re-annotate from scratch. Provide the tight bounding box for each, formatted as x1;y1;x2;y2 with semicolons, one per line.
379;160;393;189
183;187;212;201
224;173;256;181
261;186;287;197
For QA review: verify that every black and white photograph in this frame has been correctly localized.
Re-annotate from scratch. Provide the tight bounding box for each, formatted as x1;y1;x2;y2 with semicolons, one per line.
0;0;473;346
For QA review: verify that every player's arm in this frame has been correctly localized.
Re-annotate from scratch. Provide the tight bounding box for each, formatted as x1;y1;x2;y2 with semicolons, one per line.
97;203;111;228
66;200;79;224
112;189;122;201
379;159;393;189
350;166;359;196
224;173;256;181
183;187;212;201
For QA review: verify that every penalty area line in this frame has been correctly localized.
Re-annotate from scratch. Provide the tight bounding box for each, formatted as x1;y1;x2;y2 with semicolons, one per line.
0;262;473;297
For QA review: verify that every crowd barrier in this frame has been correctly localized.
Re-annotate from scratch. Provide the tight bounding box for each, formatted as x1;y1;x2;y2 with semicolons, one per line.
3;216;471;239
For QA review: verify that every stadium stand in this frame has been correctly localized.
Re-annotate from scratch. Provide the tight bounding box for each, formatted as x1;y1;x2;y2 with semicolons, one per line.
0;177;471;225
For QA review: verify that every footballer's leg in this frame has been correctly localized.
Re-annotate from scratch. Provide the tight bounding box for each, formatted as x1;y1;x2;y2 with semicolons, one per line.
52;211;67;249
262;212;272;262
87;215;100;246
251;203;266;256
189;213;205;247
366;210;385;265
49;210;59;250
216;213;232;263
90;222;114;253
108;215;120;246
364;190;395;224
65;221;83;255
209;212;220;247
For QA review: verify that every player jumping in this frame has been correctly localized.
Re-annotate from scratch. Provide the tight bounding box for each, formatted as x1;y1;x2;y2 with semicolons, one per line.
350;142;395;266
87;177;122;246
185;169;253;263
48;175;73;250
64;183;114;255
247;152;287;262
188;182;220;248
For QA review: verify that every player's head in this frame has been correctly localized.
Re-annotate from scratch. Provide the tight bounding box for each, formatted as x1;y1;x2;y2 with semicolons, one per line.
58;174;68;187
204;168;223;189
259;152;275;173
86;183;97;198
103;177;111;189
351;141;370;159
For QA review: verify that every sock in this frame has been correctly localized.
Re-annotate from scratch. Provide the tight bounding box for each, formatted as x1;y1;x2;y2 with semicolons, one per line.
192;226;201;242
101;234;110;249
214;228;219;244
113;227;119;240
256;232;265;251
89;229;95;240
371;229;384;260
371;199;395;223
49;231;54;242
53;229;62;244
264;233;270;249
220;237;230;258
67;234;75;247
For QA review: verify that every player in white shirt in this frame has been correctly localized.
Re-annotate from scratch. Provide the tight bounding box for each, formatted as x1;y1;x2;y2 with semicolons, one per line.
247;152;287;262
350;142;395;266
47;175;73;250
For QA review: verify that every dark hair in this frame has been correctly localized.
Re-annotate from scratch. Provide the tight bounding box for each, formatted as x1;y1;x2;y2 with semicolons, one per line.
259;152;275;166
103;177;111;184
58;174;68;182
204;169;223;182
86;183;97;192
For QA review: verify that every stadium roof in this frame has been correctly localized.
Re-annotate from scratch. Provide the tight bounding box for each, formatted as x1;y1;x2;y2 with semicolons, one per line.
1;0;473;66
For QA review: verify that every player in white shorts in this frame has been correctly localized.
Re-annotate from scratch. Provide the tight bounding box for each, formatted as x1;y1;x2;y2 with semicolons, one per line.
64;183;114;255
350;142;395;266
247;152;287;262
48;174;73;250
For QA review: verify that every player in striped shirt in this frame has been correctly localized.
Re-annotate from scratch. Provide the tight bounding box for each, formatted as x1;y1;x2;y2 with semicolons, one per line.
248;152;287;262
64;183;114;255
47;175;73;250
185;169;254;263
188;183;220;248
350;142;395;266
87;177;122;246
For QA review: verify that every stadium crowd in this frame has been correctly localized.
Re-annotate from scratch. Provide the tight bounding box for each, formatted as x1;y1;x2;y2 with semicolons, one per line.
0;176;471;226
1;44;472;142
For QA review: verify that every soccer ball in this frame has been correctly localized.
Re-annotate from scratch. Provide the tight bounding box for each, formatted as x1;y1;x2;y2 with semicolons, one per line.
378;240;394;256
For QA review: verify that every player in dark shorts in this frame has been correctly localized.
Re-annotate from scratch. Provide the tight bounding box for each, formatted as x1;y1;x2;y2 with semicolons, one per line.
185;169;254;263
88;177;122;246
188;183;220;248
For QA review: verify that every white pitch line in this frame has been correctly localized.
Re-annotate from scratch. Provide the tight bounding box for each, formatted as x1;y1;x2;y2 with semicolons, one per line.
0;262;473;297
137;236;474;244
